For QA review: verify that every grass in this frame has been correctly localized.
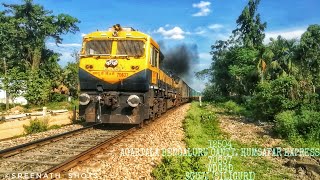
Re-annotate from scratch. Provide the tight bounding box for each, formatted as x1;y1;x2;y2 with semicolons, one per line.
23;118;62;134
152;102;294;180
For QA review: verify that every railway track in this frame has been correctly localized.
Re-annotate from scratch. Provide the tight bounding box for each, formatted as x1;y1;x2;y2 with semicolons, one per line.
0;123;134;179
0;105;185;179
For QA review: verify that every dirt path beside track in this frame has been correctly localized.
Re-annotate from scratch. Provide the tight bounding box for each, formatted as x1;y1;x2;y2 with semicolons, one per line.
210;105;320;180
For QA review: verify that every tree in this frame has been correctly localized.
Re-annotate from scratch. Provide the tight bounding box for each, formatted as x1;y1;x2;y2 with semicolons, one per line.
25;71;51;105
226;47;260;97
0;12;26;109
38;49;63;90
0;0;80;106
3;67;27;104
2;0;80;70
267;36;299;79
199;0;267;101
232;0;267;48
62;50;80;98
299;24;320;91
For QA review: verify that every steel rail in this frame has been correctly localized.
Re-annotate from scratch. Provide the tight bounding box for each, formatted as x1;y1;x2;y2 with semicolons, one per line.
40;127;137;179
0;123;100;158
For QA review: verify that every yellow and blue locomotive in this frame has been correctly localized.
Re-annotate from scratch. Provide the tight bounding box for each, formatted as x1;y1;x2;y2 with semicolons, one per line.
79;24;198;124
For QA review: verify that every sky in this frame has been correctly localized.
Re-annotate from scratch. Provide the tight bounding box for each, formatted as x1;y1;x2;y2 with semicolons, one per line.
1;0;319;91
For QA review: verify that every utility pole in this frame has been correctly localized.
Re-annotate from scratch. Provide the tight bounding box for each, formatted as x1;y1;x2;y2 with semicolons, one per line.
3;57;9;111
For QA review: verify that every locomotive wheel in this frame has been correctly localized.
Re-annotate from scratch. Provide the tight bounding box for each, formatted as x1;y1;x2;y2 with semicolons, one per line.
163;101;167;113
158;99;163;117
149;106;155;120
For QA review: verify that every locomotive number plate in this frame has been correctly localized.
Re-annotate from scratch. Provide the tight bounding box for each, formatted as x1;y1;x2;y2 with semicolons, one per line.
117;72;129;78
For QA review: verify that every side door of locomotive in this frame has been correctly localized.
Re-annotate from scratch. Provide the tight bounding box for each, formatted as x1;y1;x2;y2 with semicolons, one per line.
149;45;160;87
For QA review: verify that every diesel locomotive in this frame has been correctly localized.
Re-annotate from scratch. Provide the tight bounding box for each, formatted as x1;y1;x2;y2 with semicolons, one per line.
79;24;199;124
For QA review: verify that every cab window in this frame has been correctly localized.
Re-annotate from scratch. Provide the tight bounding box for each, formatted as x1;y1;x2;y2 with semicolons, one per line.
85;40;112;55
117;40;145;57
150;46;159;67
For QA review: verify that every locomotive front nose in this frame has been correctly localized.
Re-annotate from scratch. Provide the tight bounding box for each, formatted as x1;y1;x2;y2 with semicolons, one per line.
79;93;91;105
127;95;140;107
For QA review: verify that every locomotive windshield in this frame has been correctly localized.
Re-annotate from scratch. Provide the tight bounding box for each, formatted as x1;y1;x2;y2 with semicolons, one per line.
116;40;145;57
85;40;112;55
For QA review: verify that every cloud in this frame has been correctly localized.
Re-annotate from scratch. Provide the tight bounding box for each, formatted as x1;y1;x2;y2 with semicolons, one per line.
155;26;185;40
208;24;223;30
199;52;212;60
81;33;87;37
47;42;82;47
192;1;211;17
46;42;81;67
194;27;207;35
264;28;306;43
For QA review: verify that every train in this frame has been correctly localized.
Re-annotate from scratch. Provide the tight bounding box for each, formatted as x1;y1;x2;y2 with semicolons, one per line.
78;24;200;124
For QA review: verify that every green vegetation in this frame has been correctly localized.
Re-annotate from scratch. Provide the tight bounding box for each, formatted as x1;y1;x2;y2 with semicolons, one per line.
0;0;80;110
275;110;320;148
23;118;49;134
221;100;246;115
23;118;62;134
197;0;319;148
153;102;293;179
152;102;220;179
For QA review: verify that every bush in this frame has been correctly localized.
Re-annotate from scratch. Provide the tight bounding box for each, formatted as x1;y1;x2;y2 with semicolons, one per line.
296;110;320;141
0;103;14;111
202;84;227;102
274;110;320;145
247;76;299;121
25;72;51;105
23;119;48;134
223;100;242;114
51;93;67;102
274;111;297;138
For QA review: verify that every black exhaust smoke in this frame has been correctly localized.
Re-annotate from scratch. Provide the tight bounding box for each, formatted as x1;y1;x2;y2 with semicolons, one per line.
160;43;199;77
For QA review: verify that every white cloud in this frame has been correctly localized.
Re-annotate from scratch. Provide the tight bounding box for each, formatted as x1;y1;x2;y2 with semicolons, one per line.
192;1;211;17
46;42;81;67
155;26;185;40
199;52;212;60
47;42;82;47
194;27;207;35
81;33;87;37
195;30;206;35
264;28;306;43
208;24;223;30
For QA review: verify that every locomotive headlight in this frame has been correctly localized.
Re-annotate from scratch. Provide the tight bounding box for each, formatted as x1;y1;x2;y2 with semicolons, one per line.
105;60;118;67
127;95;140;107
79;93;91;105
111;60;118;66
106;60;111;66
